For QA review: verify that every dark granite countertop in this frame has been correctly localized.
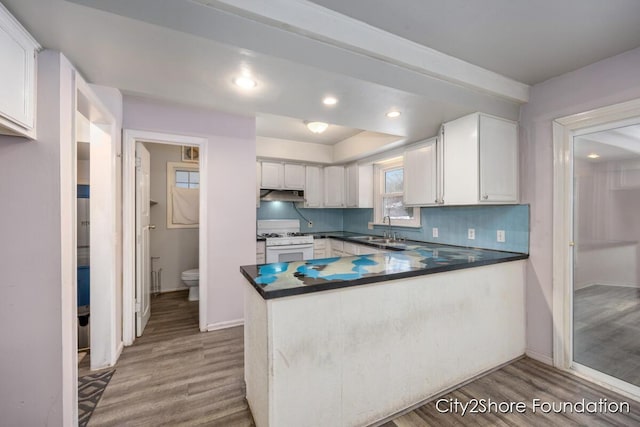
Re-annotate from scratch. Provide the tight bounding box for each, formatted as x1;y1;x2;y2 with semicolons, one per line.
241;242;528;299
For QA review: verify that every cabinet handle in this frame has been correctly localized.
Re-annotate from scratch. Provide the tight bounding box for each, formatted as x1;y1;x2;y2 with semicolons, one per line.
482;194;489;200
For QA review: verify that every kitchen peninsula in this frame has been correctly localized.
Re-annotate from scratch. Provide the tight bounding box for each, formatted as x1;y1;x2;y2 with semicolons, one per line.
241;240;528;427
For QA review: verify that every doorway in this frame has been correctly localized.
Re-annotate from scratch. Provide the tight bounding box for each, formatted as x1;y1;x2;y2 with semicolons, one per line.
123;130;208;345
135;141;202;336
572;122;640;388
553;98;640;399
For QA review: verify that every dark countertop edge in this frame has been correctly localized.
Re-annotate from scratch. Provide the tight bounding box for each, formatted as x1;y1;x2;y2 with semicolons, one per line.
259;232;527;254
240;253;529;300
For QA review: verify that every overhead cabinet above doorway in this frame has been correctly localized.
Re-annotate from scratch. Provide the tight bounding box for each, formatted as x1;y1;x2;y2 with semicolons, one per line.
403;112;519;206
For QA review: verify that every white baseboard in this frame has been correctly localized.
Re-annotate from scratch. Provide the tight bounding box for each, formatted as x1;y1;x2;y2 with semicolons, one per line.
161;286;188;293
207;318;244;331
526;348;553;366
113;341;124;364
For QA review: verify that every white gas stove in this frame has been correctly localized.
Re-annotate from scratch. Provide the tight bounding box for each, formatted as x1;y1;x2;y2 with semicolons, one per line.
257;220;314;263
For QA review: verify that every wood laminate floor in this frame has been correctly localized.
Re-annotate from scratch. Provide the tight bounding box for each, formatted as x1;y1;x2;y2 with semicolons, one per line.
574;284;640;387
82;290;640;426
84;290;254;426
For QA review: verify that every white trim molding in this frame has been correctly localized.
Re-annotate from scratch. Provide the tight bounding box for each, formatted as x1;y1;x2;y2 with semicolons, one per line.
552;97;640;385
207;318;244;332
123;130;209;345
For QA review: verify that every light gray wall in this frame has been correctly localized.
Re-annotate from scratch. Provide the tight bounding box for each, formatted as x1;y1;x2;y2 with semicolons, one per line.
0;51;69;426
145;142;199;292
124;96;256;328
520;47;640;362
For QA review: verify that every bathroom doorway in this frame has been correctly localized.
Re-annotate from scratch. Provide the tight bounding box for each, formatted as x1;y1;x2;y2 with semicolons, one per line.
135;141;201;337
122;130;209;346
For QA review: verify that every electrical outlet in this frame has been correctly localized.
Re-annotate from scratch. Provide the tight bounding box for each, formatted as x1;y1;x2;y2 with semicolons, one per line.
308;221;313;228
432;227;439;238
367;222;374;230
497;230;505;242
468;228;476;240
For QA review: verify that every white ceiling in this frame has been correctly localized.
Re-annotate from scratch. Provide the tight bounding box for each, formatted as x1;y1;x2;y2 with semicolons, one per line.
575;125;640;161
256;114;362;145
309;0;640;85
5;0;640;152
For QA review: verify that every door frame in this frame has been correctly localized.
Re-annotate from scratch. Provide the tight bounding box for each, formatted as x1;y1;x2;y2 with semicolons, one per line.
552;97;640;398
122;129;208;345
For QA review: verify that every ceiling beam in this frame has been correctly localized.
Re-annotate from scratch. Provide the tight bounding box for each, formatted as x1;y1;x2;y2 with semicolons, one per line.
197;0;530;103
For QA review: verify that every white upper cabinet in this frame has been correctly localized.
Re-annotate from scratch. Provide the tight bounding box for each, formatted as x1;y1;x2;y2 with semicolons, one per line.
345;163;373;208
442;113;518;205
260;161;305;190
284;163;305;190
0;4;40;139
478;115;519;202
261;161;284;189
324;166;345;208
304;165;323;208
403;138;438;206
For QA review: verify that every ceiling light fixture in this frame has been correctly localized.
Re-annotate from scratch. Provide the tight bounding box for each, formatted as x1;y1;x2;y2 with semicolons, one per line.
323;96;338;106
306;121;329;134
386;110;401;118
233;76;257;89
587;153;600;159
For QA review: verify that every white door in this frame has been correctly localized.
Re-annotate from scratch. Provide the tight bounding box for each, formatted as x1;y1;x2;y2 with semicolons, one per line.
135;142;152;336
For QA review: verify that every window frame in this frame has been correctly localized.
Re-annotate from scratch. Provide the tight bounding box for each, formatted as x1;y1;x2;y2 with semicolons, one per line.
373;158;421;228
166;161;200;229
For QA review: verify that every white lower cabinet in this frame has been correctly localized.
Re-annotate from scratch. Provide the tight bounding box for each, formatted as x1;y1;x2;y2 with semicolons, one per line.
326;238;380;258
313;239;326;259
256;241;265;264
328;239;344;257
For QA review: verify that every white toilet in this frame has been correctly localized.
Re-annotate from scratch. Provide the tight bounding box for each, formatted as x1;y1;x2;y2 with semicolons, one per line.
181;269;199;301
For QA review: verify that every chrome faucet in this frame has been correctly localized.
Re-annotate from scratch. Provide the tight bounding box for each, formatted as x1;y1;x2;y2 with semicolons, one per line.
383;215;393;240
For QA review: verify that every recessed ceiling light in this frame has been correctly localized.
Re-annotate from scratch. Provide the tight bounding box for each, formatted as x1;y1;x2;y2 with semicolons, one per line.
323;96;338;106
233;76;257;89
587;153;600;159
306;121;329;134
386;110;401;118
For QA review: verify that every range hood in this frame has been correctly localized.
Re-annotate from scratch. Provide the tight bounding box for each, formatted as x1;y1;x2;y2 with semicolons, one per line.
260;189;305;202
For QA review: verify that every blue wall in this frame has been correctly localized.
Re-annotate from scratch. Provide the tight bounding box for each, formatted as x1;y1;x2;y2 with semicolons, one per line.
343;205;529;253
258;202;530;253
257;201;343;233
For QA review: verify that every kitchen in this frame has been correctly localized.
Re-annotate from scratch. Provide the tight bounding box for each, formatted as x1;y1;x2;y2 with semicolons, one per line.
2;1;640;426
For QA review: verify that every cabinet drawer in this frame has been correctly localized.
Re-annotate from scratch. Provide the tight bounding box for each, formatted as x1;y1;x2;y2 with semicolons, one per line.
313;239;326;250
